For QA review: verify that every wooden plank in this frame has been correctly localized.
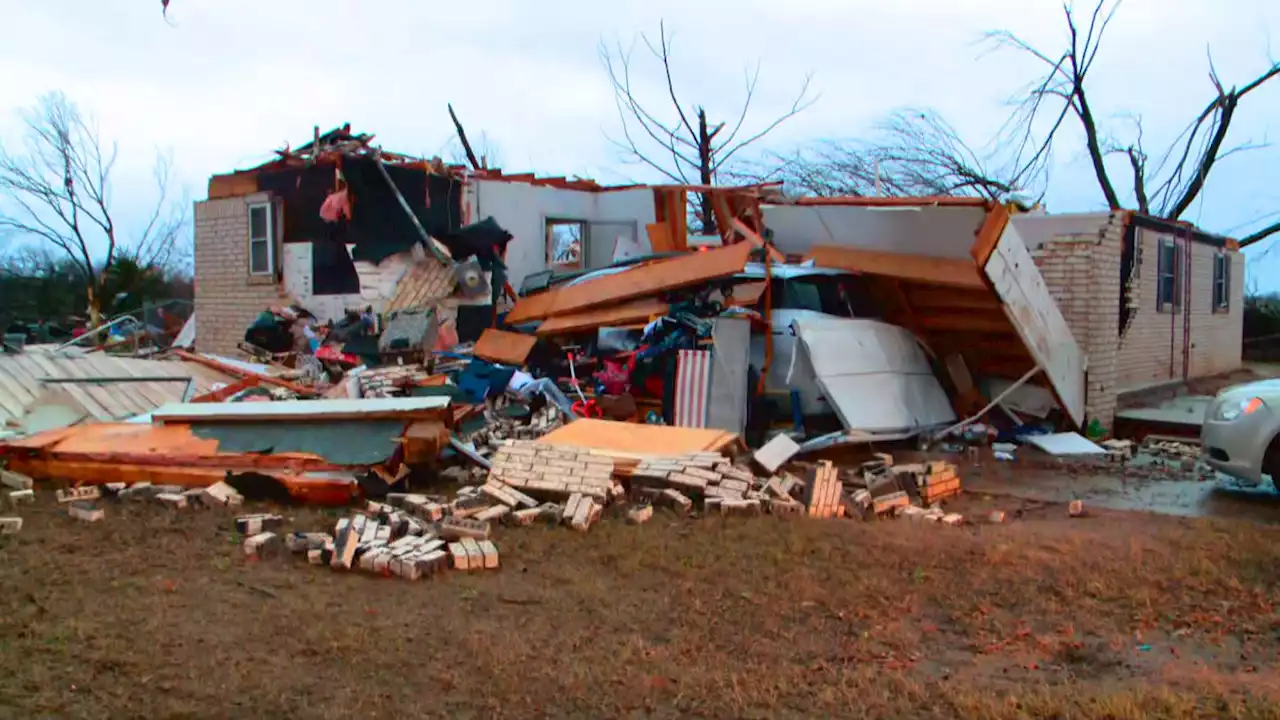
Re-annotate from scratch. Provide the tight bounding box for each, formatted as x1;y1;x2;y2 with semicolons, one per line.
970;203;1010;270
983;221;1085;426
903;286;1003;312
472;328;537;366
506;242;753;324
645;223;676;254
809;246;986;291
915;313;1017;335
535;298;670;336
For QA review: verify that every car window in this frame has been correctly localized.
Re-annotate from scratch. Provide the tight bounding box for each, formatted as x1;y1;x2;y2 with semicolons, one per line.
775;277;854;317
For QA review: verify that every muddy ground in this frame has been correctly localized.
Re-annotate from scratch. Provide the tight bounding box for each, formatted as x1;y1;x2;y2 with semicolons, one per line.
2;488;1279;719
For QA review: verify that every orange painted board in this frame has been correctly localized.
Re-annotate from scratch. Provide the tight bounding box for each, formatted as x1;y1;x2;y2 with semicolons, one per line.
727;282;767;307
536;418;739;458
535;298;670;336
809;246;987;291
472;328;537;366
970;203;1011;269
506;241;754;324
645;222;676;254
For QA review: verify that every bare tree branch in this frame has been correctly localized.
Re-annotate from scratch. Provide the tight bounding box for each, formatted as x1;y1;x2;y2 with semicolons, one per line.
0;92;188;323
599;20;817;233
447;103;481;171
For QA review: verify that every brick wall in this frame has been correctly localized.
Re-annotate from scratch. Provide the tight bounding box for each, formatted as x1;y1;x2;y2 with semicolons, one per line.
1031;211;1125;428
1114;227;1243;390
194;193;285;356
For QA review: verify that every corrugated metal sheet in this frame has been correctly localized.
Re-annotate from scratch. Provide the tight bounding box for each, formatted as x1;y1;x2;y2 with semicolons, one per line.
0;348;238;427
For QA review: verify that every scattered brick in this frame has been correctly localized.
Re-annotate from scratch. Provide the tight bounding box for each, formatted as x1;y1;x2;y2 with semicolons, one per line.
244;532;282;558
659;488;693;514
155;493;189;510
0;470;33;491
0;517;22;534
8;489;34;505
56;486;101;504
439;516;491;541
68;502;104;523
235;514;284;535
1068;500;1085;517
626;504;654;525
201;481;244;507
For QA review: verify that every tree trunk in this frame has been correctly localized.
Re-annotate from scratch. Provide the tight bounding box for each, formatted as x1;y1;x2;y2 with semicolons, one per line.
697;108;717;236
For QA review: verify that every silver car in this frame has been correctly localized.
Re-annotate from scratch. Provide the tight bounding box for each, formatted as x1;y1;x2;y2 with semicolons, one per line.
1201;379;1280;487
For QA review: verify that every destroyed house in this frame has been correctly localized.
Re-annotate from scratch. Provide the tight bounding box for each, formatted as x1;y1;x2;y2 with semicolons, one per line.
761;197;1244;430
193;125;736;356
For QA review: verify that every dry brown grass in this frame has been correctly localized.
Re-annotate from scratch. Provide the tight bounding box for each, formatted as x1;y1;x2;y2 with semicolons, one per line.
1;494;1279;718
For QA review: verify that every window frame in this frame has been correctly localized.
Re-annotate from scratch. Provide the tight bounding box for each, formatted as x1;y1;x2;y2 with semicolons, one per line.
247;201;275;277
1212;251;1230;312
1155;236;1182;313
545;218;588;271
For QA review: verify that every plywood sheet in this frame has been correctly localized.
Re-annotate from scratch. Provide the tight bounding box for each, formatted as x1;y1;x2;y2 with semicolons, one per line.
536;418;738;457
472;328;537;366
809;246;986;290
506;242;753;324
535;298;669;336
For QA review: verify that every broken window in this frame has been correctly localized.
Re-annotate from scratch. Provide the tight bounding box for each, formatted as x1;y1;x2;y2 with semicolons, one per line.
1212;251;1230;312
546;220;586;270
1156;237;1181;312
248;202;275;276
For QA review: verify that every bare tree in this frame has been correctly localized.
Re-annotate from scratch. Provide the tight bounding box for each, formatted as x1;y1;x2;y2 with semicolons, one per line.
990;0;1280;246
600;20;817;234
738;108;1045;200
0;92;188;324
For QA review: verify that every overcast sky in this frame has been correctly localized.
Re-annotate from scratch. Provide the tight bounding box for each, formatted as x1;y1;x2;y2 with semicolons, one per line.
3;0;1279;286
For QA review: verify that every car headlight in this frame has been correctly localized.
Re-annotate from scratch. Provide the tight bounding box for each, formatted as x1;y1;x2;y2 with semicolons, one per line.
1215;397;1264;421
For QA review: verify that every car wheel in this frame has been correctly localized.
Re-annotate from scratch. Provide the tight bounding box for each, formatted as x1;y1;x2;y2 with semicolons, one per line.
1262;433;1280;491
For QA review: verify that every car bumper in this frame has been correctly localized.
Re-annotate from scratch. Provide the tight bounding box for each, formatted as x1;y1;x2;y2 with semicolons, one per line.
1200;406;1274;484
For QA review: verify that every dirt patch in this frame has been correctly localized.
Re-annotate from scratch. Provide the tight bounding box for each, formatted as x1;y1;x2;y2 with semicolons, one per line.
1;498;1279;718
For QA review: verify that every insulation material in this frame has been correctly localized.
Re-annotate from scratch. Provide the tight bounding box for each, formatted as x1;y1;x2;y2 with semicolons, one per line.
793;317;956;433
674;350;712;428
706;317;750;433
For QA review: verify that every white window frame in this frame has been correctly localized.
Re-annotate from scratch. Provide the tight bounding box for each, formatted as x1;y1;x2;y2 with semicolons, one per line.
1156;237;1181;313
545;218;587;270
248;201;275;276
1212;251;1230;312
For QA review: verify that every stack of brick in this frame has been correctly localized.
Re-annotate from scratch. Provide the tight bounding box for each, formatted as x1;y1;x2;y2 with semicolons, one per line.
804;461;843;519
486;440;617;512
467;395;566;448
844;456;965;523
272;499;499;580
358;365;436;398
631;453;790;517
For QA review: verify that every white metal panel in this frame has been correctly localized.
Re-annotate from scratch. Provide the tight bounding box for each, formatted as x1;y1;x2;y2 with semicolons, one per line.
984;221;1086;426
793;318;956;433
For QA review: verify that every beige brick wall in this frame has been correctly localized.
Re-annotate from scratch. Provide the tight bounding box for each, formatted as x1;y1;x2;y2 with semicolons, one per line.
194;193;286;356
1114;226;1243;390
1032;211;1124;428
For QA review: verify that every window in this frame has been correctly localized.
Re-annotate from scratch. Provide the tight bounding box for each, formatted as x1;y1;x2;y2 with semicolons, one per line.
546;220;586;270
1212;251;1230;311
248;202;275;276
1156;237;1181;312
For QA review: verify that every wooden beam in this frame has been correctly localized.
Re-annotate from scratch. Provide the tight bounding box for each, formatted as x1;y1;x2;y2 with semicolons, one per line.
915;314;1016;335
903;286;1002;312
810;246;986;291
970;203;1010;269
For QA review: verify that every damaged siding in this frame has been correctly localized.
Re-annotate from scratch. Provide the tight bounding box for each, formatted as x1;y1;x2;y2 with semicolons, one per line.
194;194;285;356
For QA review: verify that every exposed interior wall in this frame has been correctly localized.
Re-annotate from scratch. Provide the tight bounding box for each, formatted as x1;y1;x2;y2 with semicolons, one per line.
282;243;419;322
1114;226;1243;390
193;193;286;356
472;181;658;288
1030;211;1125;428
1011;212;1111;252
760;204;988;259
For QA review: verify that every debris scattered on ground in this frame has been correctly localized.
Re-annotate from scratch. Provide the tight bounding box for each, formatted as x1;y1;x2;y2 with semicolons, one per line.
67;502;104;523
1068;499;1085;517
8;489;34;505
1;470;32;491
0;517;21;534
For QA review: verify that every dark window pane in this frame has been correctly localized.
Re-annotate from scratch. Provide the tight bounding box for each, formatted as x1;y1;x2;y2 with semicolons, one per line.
249;205;268;240
250;239;269;274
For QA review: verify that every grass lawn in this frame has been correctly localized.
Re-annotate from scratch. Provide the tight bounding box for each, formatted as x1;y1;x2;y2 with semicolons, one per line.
1;495;1278;718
